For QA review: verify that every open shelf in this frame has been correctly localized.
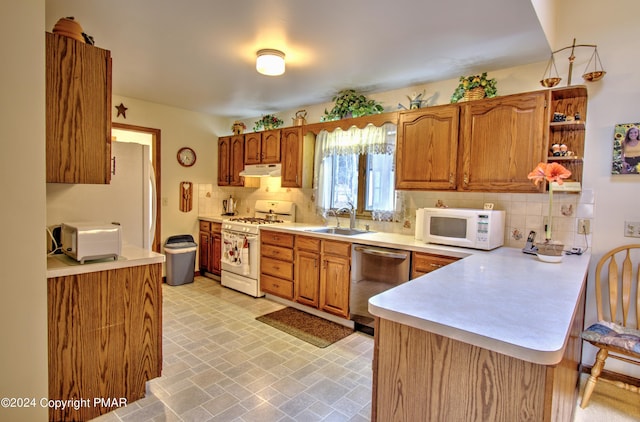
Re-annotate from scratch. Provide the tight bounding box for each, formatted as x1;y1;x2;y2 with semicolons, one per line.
549;121;586;131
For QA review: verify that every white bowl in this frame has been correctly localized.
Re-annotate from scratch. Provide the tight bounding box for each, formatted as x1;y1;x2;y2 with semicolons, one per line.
537;253;563;263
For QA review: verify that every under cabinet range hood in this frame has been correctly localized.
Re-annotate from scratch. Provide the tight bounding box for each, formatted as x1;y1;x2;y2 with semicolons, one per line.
239;163;282;177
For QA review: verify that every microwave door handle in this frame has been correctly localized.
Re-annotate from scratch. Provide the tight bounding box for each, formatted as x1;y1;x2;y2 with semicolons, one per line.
354;246;408;260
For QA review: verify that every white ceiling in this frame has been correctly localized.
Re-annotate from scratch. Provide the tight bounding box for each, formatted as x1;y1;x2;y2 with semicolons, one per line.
45;0;551;119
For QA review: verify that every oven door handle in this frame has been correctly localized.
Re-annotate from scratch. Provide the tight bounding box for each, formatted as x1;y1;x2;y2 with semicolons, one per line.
354;246;408;260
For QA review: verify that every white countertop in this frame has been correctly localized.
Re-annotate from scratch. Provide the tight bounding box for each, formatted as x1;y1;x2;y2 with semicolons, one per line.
47;244;165;278
256;223;590;366
369;247;589;365
255;222;474;258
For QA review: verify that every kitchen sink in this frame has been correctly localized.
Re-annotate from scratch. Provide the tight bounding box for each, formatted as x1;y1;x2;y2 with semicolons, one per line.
306;227;371;236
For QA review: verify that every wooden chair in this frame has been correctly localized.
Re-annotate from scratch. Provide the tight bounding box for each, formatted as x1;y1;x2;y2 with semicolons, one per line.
580;244;640;408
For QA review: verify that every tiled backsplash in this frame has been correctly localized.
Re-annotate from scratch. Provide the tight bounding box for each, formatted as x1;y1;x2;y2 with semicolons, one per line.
198;178;594;250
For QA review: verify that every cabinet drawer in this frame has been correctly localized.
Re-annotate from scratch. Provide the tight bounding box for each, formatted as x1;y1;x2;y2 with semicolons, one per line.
260;274;294;299
211;222;221;233
323;240;351;257
261;244;294;261
295;235;321;252
261;231;294;247
199;220;211;232
261;256;294;280
412;252;459;275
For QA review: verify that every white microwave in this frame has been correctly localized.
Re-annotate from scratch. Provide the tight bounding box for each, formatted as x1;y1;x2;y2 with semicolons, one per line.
417;207;505;250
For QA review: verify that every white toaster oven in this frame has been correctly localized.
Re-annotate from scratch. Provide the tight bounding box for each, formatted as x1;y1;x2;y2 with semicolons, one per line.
61;222;122;264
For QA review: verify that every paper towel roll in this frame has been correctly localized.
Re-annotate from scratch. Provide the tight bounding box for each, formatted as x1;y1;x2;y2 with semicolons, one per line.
415;208;424;240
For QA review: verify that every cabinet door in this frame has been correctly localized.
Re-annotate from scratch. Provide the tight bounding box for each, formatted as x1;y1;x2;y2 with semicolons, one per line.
229;135;245;186
261;129;281;163
411;252;459;279
459;92;547;192
46;32;112;184
244;132;262;164
211;232;221;275
281;127;302;187
320;255;350;318
199;231;210;271
217;136;231;185
48;264;161;421
295;249;320;307
396;105;460;190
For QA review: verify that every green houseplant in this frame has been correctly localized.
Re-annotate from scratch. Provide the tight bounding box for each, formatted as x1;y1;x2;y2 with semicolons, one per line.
450;72;497;103
321;89;384;122
253;114;284;131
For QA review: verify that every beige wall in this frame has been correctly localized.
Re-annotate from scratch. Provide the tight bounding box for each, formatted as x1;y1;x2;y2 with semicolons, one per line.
0;1;49;421
108;95;223;253
556;0;640;377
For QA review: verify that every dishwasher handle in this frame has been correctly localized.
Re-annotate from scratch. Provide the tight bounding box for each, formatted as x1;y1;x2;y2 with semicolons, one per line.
354;245;408;260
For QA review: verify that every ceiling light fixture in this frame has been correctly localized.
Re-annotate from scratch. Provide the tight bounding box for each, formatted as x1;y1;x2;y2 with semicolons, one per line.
256;49;285;76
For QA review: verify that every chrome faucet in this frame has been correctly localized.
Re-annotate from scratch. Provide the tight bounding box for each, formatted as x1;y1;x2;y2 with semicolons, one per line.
325;209;340;227
336;202;357;229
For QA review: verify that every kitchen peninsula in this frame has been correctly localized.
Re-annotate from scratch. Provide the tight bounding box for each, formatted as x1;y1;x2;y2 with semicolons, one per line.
369;247;590;422
46;246;164;421
203;222;589;421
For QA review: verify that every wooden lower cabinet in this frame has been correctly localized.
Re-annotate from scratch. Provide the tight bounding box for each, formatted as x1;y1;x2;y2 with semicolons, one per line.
372;283;586;422
295;235;321;307
411;251;460;278
199;220;221;277
47;263;162;421
294;235;351;319
260;231;295;299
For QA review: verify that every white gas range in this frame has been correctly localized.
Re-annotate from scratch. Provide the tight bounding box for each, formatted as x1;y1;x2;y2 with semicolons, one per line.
220;200;295;297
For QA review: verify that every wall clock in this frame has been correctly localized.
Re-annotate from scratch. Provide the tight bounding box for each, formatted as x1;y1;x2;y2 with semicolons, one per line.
177;147;196;167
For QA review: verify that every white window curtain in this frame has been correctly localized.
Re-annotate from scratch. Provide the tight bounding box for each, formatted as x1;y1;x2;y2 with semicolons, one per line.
313;123;400;221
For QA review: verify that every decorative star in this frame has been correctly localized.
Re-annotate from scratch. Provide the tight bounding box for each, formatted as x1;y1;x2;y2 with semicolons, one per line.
115;103;128;118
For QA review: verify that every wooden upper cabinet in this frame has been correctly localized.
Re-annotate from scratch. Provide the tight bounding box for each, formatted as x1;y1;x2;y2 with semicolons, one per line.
230;136;245;185
458;91;547;192
395;105;460;190
244;132;261;165
244;129;281;164
46;32;112;184
281;127;302;187
262;129;281;163
218;135;244;186
218;137;231;185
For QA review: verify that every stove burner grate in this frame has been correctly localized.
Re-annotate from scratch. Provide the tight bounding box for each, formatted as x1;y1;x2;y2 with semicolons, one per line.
228;217;284;224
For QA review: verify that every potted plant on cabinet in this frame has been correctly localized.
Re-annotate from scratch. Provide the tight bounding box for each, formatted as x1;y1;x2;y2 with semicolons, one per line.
253;114;284;131
450;72;498;103
320;89;384;122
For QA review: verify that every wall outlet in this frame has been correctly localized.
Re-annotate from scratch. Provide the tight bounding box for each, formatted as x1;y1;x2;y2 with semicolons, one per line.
624;221;640;238
577;219;590;235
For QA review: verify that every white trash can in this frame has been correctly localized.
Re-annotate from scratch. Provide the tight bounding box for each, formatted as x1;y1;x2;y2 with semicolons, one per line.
164;235;197;286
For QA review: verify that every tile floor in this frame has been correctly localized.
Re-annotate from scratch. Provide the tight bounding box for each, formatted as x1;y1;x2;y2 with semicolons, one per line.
95;276;637;422
95;277;374;422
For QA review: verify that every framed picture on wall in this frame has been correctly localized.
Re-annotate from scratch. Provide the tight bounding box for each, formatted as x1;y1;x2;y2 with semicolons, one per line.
612;122;640;174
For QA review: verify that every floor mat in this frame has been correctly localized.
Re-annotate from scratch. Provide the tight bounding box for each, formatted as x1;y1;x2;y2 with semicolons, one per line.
256;307;354;348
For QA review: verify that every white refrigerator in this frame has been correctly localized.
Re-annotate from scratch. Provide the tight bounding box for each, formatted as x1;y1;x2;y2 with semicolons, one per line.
46;141;156;250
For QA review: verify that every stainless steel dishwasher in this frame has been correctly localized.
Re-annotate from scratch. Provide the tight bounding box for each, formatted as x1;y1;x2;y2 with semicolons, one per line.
350;244;410;334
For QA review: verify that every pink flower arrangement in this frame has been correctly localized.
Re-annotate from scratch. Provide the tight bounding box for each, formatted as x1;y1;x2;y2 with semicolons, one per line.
528;162;571;241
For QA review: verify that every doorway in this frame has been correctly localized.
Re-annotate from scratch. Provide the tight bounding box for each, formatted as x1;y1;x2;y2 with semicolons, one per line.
112;122;162;252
